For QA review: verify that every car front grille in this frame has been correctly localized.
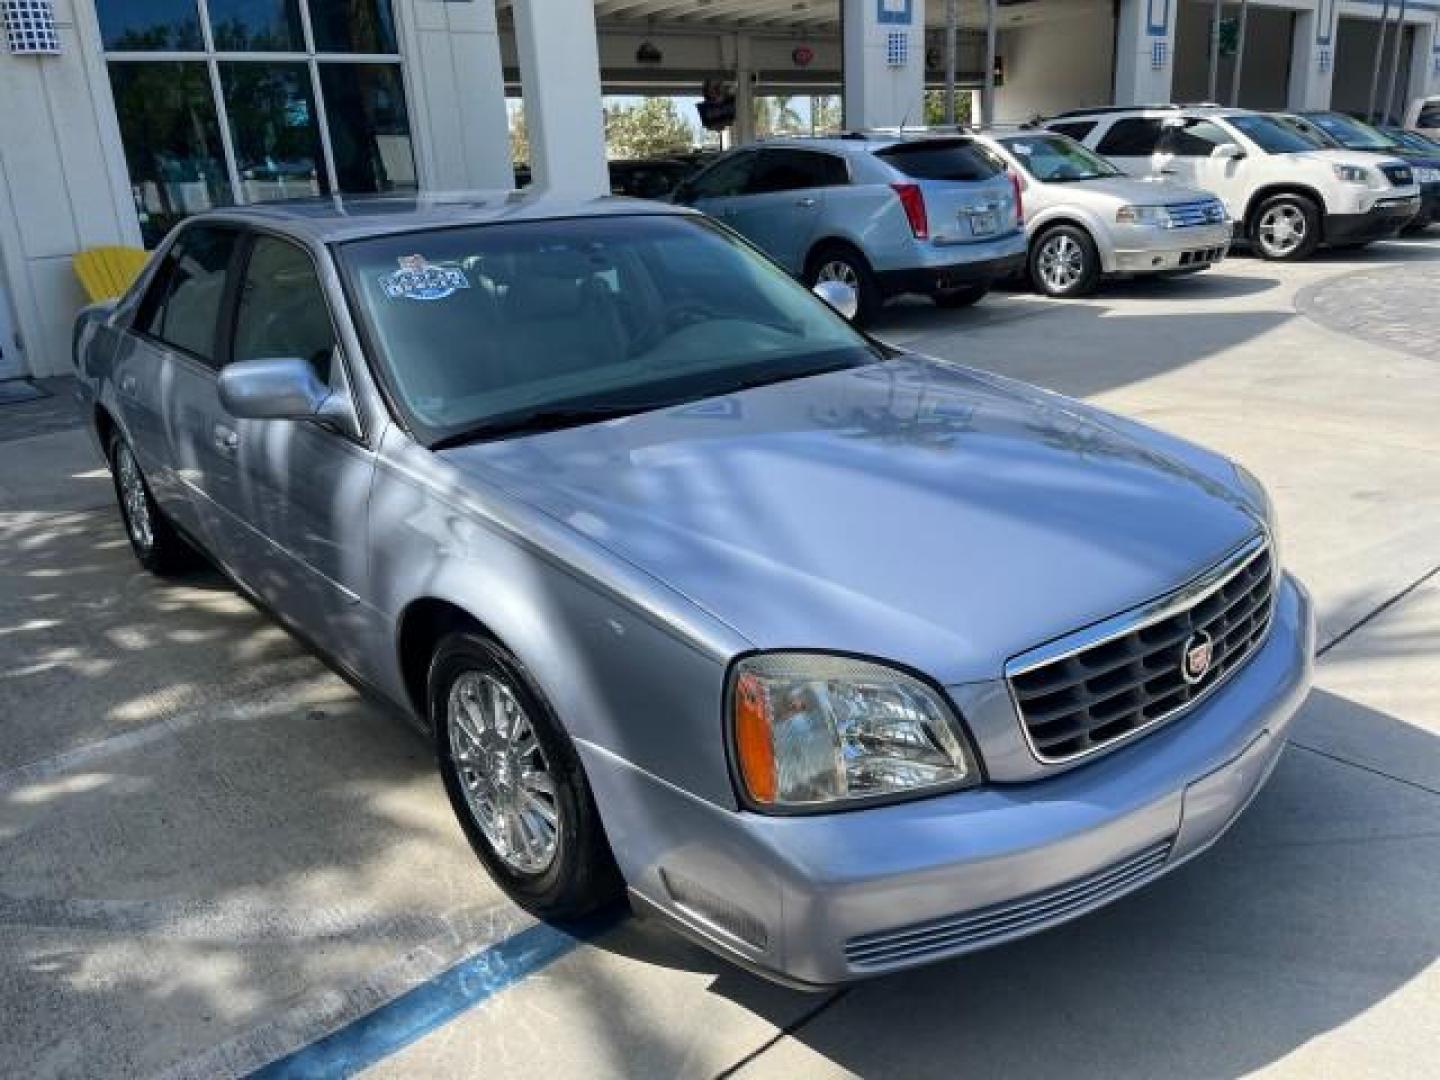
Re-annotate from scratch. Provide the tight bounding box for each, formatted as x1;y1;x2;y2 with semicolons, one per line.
1381;163;1415;187
844;840;1174;970
1007;536;1275;764
1167;200;1227;228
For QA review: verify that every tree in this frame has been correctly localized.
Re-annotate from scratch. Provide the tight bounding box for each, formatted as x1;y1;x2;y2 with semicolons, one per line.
507;104;529;167
811;95;842;134
604;98;694;159
925;89;975;127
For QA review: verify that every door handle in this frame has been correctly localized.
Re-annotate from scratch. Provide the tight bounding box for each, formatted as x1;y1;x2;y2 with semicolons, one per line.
119;373;138;396
795;196;817;208
1159;168;1178;176
213;424;239;453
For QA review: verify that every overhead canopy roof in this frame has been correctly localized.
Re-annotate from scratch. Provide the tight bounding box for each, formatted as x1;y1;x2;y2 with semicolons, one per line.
494;1;1075;33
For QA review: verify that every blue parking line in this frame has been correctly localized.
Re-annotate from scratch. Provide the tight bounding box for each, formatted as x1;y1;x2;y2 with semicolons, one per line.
250;912;620;1079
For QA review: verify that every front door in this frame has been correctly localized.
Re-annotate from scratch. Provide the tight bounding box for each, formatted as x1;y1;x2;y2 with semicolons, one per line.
219;233;377;668
1158;118;1250;218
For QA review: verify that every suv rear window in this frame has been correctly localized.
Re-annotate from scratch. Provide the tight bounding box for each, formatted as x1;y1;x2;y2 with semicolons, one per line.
876;139;1002;181
1096;118;1165;157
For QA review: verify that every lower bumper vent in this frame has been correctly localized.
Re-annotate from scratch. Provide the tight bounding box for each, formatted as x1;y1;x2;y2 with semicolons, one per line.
844;839;1174;970
661;869;769;951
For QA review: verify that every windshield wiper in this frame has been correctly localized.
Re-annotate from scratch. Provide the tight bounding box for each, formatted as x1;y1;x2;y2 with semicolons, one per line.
430;399;667;449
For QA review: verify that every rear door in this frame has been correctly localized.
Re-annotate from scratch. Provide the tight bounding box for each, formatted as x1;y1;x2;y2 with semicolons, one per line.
874;138;1014;244
114;225;244;543
724;149;846;272
682;151;757;231
1093;116;1168;179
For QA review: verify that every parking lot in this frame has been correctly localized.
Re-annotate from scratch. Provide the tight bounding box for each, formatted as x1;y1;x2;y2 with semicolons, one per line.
2;239;1438;1078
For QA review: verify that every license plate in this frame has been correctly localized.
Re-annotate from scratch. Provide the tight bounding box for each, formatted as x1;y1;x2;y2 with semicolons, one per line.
967;211;999;236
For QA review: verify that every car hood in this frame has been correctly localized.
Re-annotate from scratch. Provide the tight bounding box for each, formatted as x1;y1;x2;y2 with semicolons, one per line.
1065;176;1217;205
441;359;1262;683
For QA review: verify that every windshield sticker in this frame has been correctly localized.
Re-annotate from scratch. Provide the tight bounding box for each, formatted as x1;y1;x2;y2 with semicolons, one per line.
381;255;470;301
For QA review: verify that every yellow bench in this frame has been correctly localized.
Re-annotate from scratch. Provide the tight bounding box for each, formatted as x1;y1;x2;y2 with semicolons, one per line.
73;246;150;303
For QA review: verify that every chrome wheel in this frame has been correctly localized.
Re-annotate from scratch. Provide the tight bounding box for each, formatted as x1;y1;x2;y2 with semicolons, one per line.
447;670;560;875
1037;233;1085;293
815;259;860;290
1258;203;1307;257
115;442;154;554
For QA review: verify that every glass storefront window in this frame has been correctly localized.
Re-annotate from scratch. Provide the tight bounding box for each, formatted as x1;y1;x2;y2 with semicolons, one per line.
222;63;328;202
108;62;232;247
319;64;415;193
96;0;202;51
105;1;410;245
208;0;304;52
309;0;399;54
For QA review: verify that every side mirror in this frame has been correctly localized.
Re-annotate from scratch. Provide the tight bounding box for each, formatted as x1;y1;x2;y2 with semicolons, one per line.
218;356;359;438
812;280;859;322
1212;144;1246;161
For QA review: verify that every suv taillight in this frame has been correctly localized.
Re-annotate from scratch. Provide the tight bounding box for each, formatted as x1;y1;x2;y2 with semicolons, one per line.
890;182;928;239
1009;169;1024;227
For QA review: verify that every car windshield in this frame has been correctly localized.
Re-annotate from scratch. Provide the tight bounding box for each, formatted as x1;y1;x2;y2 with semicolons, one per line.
339;214;881;447
1302;113;1397;151
1387;128;1440;154
997;134;1120;182
1226;114;1323;154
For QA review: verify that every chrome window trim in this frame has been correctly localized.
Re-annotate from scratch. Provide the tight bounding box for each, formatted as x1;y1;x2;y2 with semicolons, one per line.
1004;531;1274;767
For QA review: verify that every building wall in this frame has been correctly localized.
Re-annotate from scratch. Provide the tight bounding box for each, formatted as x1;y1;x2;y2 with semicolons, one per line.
0;0;138;379
994;8;1116;122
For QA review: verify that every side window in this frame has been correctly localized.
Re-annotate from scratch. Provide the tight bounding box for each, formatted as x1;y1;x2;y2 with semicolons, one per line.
1418;104;1440;129
688;153;755;198
232;236;336;383
1049;121;1097;143
1163;119;1239;157
139;226;241;367
747;150;847;194
1096;118;1165;157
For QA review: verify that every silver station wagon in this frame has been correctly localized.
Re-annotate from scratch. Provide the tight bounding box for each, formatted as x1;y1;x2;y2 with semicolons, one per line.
74;194;1314;988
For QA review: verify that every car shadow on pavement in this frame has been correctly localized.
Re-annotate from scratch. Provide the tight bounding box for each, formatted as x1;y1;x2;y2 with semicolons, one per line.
586;688;1439;1079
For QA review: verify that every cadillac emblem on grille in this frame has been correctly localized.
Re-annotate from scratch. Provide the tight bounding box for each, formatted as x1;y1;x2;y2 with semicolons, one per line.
1181;630;1214;685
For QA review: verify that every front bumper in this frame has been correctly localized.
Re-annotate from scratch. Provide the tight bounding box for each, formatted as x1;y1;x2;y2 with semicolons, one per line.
1108;222;1232;275
582;573;1314;988
1325;196;1422;244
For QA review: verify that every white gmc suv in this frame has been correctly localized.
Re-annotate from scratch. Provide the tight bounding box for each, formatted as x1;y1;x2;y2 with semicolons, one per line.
1046;106;1421;260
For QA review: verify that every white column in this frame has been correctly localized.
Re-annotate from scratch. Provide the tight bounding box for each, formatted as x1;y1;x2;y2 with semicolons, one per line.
1287;4;1339;110
734;33;756;145
511;0;608;196
1407;18;1440;102
842;0;925;130
1113;0;1175;106
402;0;512;189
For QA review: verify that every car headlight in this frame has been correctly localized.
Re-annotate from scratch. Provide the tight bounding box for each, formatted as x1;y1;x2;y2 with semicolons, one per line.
1233;462;1281;569
1116;204;1174;227
1333;164;1374;186
729;653;977;811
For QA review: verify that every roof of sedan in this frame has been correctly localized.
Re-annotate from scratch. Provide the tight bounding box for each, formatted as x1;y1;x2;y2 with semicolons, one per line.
199;190;691;243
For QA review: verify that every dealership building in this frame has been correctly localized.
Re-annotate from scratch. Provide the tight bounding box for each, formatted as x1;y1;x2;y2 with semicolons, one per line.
1;0;1437;382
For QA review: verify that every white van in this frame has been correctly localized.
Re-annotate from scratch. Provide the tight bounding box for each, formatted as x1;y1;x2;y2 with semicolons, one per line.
1046;106;1421;260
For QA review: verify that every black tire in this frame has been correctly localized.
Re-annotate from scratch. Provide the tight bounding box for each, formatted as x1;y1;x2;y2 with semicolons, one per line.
1249;193;1321;261
933;283;989;309
430;632;624;920
107;431;194;575
1028;225;1101;297
806;243;882;324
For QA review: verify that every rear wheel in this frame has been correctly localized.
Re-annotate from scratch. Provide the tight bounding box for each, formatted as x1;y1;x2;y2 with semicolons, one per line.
108;432;193;575
933;283;989;309
431;632;624;920
1250;194;1320;261
807;244;881;324
1029;225;1100;297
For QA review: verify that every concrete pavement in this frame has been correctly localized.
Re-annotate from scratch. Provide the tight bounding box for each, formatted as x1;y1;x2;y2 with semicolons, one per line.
0;242;1436;1078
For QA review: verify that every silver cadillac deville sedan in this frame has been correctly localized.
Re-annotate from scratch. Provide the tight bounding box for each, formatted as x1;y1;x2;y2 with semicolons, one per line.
74;194;1313;988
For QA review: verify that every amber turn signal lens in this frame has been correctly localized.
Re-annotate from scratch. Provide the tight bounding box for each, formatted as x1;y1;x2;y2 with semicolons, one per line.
733;670;776;804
